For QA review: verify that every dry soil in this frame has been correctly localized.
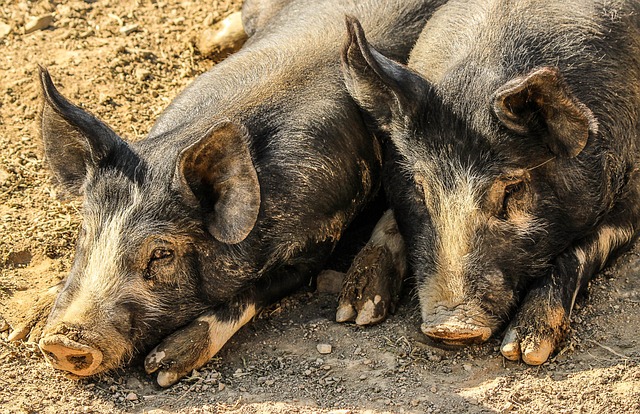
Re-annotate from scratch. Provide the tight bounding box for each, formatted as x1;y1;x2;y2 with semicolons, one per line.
1;1;639;413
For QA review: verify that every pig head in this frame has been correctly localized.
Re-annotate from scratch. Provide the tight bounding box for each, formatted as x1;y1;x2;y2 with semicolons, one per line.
342;0;640;365
37;67;261;377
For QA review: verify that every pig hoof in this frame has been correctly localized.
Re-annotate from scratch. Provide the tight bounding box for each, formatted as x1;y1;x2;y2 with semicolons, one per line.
145;346;187;388
336;244;402;326
522;339;554;365
335;303;357;323
500;329;521;361
7;283;61;343
196;11;247;60
500;303;569;365
354;295;385;326
144;320;213;387
500;326;558;365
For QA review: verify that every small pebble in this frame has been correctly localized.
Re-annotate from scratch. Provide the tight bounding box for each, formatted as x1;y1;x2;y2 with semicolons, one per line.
120;24;139;35
0;317;9;332
24;14;53;34
0;22;11;39
126;377;143;389
463;364;472;372
317;343;332;354
500;402;514;413
125;392;138;401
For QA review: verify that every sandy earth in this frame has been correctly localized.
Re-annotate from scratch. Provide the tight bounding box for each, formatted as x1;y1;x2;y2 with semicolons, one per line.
1;1;639;413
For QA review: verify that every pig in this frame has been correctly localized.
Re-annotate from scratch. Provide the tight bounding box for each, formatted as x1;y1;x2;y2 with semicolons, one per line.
340;0;640;365
7;0;448;387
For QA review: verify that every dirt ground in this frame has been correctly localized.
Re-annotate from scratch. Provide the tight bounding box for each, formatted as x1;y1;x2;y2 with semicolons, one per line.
1;1;639;413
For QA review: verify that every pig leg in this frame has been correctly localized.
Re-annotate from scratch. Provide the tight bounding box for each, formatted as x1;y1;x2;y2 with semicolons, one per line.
501;220;637;365
144;298;257;387
337;210;406;325
7;282;62;343
145;251;328;387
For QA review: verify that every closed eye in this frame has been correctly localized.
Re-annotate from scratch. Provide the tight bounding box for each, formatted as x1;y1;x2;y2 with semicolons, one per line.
145;248;174;280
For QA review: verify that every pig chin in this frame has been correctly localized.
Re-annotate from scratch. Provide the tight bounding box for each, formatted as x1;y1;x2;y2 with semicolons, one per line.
419;302;495;345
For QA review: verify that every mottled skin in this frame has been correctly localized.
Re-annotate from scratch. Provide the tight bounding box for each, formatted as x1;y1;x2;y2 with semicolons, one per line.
342;0;640;364
10;0;447;387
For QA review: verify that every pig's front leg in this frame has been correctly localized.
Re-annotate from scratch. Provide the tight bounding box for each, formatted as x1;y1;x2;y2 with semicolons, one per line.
145;256;322;387
501;222;636;365
145;300;256;387
337;210;406;325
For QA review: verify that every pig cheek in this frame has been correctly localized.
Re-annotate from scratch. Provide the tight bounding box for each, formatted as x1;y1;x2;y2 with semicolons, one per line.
479;270;517;319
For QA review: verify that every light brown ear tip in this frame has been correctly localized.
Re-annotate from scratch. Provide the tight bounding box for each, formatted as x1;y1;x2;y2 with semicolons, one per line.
210;224;250;245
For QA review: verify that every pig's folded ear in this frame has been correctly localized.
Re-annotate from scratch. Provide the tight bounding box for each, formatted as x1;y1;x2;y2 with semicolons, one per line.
341;16;430;130
492;66;598;158
39;67;122;195
176;121;260;245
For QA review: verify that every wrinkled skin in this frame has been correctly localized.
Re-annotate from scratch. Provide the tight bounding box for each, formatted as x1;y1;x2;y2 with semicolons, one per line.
8;0;447;387
341;0;640;365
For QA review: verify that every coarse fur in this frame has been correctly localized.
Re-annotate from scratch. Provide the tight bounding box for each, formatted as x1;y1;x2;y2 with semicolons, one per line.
34;0;448;385
342;0;640;362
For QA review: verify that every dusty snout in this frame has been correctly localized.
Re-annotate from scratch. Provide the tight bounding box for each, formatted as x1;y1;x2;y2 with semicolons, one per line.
39;331;104;377
420;304;494;346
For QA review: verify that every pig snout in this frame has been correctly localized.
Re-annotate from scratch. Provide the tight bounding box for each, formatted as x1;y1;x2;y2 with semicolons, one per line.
420;304;493;346
39;329;103;377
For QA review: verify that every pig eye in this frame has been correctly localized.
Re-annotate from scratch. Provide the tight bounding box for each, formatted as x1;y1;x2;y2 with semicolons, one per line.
145;248;174;279
501;180;526;216
151;248;173;261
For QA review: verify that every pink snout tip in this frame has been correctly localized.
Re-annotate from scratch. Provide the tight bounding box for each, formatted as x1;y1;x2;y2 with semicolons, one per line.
421;321;492;345
39;334;104;377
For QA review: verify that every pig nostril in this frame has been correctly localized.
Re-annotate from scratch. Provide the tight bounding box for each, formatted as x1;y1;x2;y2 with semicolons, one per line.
44;351;58;362
68;354;92;370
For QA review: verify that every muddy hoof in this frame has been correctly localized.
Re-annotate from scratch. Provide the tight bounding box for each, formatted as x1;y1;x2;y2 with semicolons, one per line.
197;11;247;60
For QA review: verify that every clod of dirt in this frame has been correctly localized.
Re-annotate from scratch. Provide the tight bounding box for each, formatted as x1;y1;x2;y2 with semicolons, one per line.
0;167;10;185
120;24;139;35
316;270;345;294
317;343;332;354
0;22;11;39
7;250;33;267
24;14;53;34
196;11;247;60
0;316;9;332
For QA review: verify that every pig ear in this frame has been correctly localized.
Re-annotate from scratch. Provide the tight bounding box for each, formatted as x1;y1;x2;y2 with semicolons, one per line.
177;121;260;245
39;66;122;195
493;67;598;158
341;16;430;130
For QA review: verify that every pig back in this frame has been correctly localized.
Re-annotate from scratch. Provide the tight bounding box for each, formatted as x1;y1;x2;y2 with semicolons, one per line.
139;0;448;244
408;0;640;157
